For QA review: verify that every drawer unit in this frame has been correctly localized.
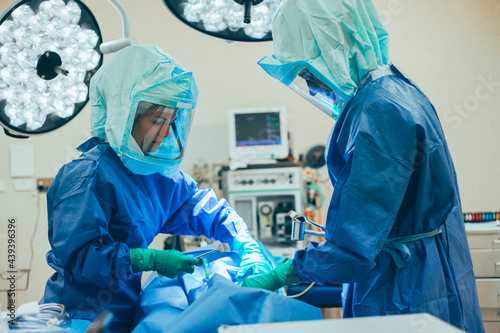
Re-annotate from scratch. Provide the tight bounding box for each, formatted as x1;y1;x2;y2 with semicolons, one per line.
467;226;500;330
476;279;500;309
481;308;500;322
484;321;500;333
468;231;500;250
471;250;500;277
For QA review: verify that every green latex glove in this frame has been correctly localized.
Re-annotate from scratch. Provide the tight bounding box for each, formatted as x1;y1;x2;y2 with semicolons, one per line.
130;248;202;278
233;234;272;280
241;259;301;292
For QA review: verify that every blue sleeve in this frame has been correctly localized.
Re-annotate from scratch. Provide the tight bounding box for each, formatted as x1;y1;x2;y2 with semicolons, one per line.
294;90;417;284
48;162;131;288
159;173;248;246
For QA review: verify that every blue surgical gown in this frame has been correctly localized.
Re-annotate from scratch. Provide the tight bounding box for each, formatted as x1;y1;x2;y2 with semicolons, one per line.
40;137;242;331
293;66;484;332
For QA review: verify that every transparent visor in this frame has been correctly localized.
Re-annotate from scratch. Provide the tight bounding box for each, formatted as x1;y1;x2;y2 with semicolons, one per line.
288;69;344;119
130;101;194;160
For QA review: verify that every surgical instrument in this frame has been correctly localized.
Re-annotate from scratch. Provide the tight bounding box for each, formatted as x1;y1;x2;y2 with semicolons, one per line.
289;210;325;240
194;243;231;258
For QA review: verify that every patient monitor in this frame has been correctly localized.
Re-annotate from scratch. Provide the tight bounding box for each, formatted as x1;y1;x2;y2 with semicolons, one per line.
228;106;289;164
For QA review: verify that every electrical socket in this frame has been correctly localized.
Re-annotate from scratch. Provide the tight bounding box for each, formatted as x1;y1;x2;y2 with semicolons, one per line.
37;178;54;192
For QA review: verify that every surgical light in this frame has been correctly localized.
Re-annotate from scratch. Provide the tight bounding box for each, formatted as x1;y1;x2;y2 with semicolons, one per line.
0;0;103;138
162;0;283;42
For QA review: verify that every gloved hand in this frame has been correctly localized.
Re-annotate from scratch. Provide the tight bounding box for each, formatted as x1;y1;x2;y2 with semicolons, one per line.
129;248;202;278
233;234;272;280
241;259;301;292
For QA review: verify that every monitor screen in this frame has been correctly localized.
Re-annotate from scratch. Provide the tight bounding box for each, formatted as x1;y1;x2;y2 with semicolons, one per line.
228;107;288;163
235;112;281;147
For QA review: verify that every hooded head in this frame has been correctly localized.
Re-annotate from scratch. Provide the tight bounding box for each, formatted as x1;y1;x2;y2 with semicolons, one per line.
259;0;389;119
89;45;199;177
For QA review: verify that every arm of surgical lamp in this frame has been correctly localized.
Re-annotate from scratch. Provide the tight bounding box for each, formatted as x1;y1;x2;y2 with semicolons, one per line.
99;0;137;54
289;210;325;241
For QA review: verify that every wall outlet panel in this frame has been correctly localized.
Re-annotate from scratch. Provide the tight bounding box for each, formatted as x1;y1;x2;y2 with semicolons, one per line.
37;178;54;192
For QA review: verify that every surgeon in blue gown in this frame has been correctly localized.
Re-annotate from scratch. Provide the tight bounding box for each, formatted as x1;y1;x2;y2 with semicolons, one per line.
40;45;270;331
242;1;484;332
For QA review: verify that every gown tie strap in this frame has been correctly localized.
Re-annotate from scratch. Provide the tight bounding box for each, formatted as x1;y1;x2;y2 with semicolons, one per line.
381;226;443;269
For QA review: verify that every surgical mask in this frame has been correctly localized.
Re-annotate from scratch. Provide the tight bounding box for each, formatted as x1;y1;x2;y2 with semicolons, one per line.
147;127;183;160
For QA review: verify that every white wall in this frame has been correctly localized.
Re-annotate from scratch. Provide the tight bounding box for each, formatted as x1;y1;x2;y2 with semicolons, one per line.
0;0;498;308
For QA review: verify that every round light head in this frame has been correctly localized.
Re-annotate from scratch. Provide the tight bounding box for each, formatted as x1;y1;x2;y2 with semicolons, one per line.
162;0;282;42
0;0;103;138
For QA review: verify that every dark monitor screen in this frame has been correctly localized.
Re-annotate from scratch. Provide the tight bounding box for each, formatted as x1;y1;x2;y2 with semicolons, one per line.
235;112;281;147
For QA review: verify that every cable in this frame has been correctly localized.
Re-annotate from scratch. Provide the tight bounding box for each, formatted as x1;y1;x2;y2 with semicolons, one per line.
28;193;41;272
286;282;316;298
8;303;71;331
0;193;39;294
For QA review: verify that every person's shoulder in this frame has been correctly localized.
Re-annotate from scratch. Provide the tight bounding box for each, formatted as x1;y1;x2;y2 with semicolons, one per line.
50;156;100;205
78;138;115;163
49;140;132;204
342;77;417;141
367;74;430;108
352;75;427;126
55;139;116;186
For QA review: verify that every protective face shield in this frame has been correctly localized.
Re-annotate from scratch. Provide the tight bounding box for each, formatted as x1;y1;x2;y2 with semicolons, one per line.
258;57;353;119
258;0;390;120
90;45;199;178
120;96;195;176
131;101;193;160
289;68;347;119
